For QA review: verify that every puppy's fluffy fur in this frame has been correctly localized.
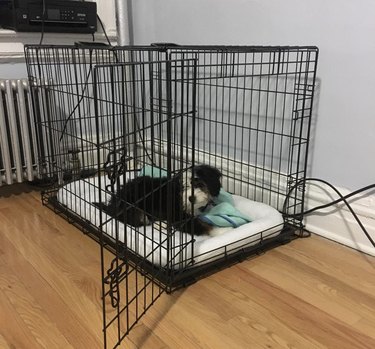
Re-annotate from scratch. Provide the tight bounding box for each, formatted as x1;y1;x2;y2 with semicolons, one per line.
98;165;222;236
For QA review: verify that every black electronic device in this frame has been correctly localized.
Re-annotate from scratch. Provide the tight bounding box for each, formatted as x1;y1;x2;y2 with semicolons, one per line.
0;0;97;33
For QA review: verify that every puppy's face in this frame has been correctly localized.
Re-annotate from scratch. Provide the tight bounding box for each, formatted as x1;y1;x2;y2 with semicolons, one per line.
181;165;222;215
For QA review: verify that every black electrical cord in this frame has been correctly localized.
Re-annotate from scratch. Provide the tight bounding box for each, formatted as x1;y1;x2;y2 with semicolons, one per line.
59;13;112;142
39;0;46;45
81;0;112;45
59;50;93;142
283;179;375;248
97;14;112;46
58;10;158;168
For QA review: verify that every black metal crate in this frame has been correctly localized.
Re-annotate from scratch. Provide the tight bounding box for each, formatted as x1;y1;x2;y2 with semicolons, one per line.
25;43;318;349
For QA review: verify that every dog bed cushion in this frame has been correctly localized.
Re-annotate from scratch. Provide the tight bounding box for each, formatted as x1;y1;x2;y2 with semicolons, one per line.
57;175;284;268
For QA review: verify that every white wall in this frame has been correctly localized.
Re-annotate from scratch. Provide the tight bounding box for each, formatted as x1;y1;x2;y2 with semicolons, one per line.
130;0;375;254
0;63;27;78
131;0;375;190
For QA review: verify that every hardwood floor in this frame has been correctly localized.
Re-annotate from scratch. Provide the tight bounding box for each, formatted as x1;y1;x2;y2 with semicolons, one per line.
1;184;374;349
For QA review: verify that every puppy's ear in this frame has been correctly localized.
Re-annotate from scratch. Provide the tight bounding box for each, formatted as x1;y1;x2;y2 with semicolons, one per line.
209;166;222;179
194;165;222;197
195;165;222;179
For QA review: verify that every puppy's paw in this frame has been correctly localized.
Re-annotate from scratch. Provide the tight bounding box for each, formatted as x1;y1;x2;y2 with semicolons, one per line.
152;221;169;232
140;214;151;226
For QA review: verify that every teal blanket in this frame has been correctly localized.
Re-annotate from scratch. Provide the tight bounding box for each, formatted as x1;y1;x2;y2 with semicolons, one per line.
139;165;251;228
139;165;168;178
200;189;252;228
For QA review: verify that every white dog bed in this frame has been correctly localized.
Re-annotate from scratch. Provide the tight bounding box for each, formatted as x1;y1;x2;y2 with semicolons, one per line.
57;175;284;268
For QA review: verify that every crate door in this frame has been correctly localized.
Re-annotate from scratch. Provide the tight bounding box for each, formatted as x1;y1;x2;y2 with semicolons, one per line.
93;58;197;348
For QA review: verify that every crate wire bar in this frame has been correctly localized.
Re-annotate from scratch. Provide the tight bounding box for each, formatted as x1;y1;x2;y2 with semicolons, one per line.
25;43;318;349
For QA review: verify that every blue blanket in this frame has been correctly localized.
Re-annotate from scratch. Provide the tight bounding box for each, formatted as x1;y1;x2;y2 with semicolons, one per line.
139;165;168;178
200;189;252;228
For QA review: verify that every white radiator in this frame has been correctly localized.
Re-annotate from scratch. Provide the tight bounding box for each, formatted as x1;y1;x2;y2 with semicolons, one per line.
0;79;38;186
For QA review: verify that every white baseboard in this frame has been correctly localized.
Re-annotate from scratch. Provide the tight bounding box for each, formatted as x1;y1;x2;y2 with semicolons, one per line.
304;183;375;256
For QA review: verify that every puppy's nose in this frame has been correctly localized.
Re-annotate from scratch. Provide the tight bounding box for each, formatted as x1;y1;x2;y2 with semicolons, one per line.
188;196;196;203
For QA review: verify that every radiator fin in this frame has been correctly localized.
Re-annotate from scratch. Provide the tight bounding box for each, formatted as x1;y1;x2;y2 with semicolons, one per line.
0;79;38;186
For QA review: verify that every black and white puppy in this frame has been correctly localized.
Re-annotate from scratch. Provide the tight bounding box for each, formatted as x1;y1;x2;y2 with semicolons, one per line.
98;165;222;236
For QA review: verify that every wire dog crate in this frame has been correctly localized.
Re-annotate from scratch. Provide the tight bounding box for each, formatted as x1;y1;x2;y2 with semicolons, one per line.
25;43;318;348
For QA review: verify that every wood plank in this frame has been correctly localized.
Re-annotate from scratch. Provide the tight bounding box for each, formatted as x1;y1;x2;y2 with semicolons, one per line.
0;229;103;349
0;252;74;349
245;244;375;342
0;289;42;349
0;334;12;349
